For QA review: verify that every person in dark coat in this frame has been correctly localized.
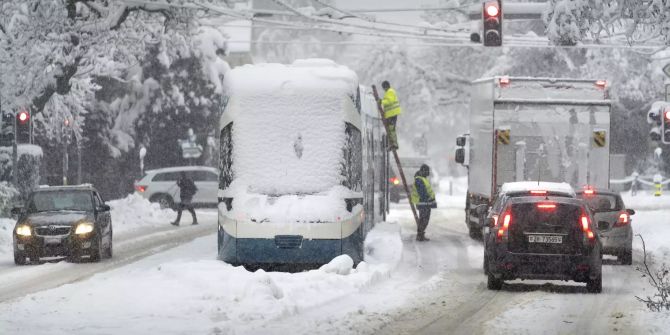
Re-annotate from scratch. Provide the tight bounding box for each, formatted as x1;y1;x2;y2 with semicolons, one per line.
171;172;198;226
410;164;437;241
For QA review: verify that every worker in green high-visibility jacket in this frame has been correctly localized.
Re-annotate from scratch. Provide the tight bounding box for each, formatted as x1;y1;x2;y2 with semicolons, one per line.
380;80;401;151
410;164;437;241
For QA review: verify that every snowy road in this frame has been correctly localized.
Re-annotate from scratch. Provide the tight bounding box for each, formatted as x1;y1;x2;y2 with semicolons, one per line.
0;201;668;334
0;210;217;303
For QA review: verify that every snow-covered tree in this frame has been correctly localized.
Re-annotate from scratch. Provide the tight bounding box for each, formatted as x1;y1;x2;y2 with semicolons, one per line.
544;0;670;45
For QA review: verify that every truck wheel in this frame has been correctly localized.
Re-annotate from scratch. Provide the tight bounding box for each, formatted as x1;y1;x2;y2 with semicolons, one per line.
586;273;602;293
469;226;482;240
619;250;632;265
487;273;503;290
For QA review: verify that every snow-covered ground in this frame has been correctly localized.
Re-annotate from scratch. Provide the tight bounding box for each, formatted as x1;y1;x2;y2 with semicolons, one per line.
2;186;670;334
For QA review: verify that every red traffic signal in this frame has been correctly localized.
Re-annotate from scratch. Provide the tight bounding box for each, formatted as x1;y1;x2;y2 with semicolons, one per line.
485;3;499;17
482;1;502;47
17;110;29;124
665;110;670;121
663;109;670;144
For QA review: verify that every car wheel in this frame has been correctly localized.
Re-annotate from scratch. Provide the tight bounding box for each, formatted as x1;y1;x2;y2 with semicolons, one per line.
487;273;503;290
586;273;602;293
90;236;102;262
105;238;113;259
619;250;632;265
14;251;26;265
156;195;175;210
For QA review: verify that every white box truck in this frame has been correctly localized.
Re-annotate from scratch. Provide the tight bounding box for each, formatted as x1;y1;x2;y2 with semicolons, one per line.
455;77;612;238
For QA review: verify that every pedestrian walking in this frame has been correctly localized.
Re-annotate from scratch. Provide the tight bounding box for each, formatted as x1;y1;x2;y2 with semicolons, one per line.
380;80;402;151
171;171;198;226
410;164;437;241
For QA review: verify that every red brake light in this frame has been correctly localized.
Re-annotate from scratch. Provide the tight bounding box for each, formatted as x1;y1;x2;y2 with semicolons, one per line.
537;203;556;210
135;185;146;193
530;190;547;195
583;189;595;196
580;213;595;241
614;212;629;227
665;111;670;121
390;177;400;185
595;80;607;88
499;77;510;86
497;211;512;241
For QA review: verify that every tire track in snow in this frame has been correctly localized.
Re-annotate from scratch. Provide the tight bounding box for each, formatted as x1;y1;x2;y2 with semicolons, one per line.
0;218;217;303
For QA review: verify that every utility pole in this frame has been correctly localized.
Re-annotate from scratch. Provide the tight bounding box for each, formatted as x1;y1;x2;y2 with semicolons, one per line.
12;110;17;187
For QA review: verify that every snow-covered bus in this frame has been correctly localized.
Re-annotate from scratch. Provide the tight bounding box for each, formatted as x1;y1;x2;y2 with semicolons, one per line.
217;59;388;266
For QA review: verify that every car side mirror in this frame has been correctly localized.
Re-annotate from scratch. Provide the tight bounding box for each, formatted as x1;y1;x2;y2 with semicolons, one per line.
98;204;111;212
626;209;635;215
10;207;24;219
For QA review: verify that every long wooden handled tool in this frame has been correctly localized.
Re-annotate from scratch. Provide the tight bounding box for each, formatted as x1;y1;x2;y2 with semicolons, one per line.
372;85;420;228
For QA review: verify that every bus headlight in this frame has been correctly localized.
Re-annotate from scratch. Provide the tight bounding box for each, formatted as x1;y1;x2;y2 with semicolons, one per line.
75;222;94;235
16;225;32;236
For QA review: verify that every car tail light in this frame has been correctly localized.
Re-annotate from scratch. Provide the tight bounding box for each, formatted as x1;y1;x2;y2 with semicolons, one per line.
135;185;147;193
613;212;629;227
496;210;512;242
595;80;607;89
530;190;547;195
583;188;595;196
537;202;556;210
499;77;510;87
389;177;400;185
580;212;595;241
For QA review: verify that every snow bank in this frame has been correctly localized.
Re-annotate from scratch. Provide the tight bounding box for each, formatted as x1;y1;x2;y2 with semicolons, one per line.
0;218;14;257
107;193;175;232
622;194;670;211
0;222;403;334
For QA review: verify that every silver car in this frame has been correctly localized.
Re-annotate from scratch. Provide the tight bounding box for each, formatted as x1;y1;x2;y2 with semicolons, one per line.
576;189;635;265
134;166;219;209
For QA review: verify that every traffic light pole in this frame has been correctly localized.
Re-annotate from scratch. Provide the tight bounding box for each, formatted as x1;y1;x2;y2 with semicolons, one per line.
12;111;17;187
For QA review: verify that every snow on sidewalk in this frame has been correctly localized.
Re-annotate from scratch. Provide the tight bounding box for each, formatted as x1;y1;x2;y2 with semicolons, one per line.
0;221;402;335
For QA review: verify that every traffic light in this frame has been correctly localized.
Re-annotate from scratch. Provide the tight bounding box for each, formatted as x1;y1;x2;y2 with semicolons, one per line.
663;109;670;144
483;0;502;46
16;109;30;144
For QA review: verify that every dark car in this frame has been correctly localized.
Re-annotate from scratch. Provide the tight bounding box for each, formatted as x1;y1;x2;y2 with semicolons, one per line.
576;189;635;265
12;185;113;264
484;196;603;293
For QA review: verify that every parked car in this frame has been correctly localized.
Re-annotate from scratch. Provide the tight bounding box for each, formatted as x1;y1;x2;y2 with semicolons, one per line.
576;189;635;265
484;195;603;293
134;166;219;209
12;185;113;264
476;181;576;240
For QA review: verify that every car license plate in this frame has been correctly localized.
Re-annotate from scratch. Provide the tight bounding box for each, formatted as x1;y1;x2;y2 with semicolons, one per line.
45;236;62;244
528;235;562;244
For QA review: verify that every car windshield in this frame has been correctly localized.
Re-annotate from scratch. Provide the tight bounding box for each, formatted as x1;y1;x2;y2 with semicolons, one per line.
28;190;93;213
578;194;622;212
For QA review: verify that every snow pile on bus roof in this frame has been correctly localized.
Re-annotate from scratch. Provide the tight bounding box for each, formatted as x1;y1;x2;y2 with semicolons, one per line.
222;59;358;197
500;181;575;196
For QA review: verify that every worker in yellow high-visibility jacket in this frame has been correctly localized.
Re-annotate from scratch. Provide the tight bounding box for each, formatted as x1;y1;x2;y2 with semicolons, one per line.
380;81;401;151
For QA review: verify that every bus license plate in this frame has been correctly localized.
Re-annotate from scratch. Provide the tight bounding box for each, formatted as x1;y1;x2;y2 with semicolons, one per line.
528;235;562;244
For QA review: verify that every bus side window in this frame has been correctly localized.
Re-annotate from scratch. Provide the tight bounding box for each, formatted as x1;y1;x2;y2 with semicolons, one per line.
341;122;363;192
219;123;234;190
